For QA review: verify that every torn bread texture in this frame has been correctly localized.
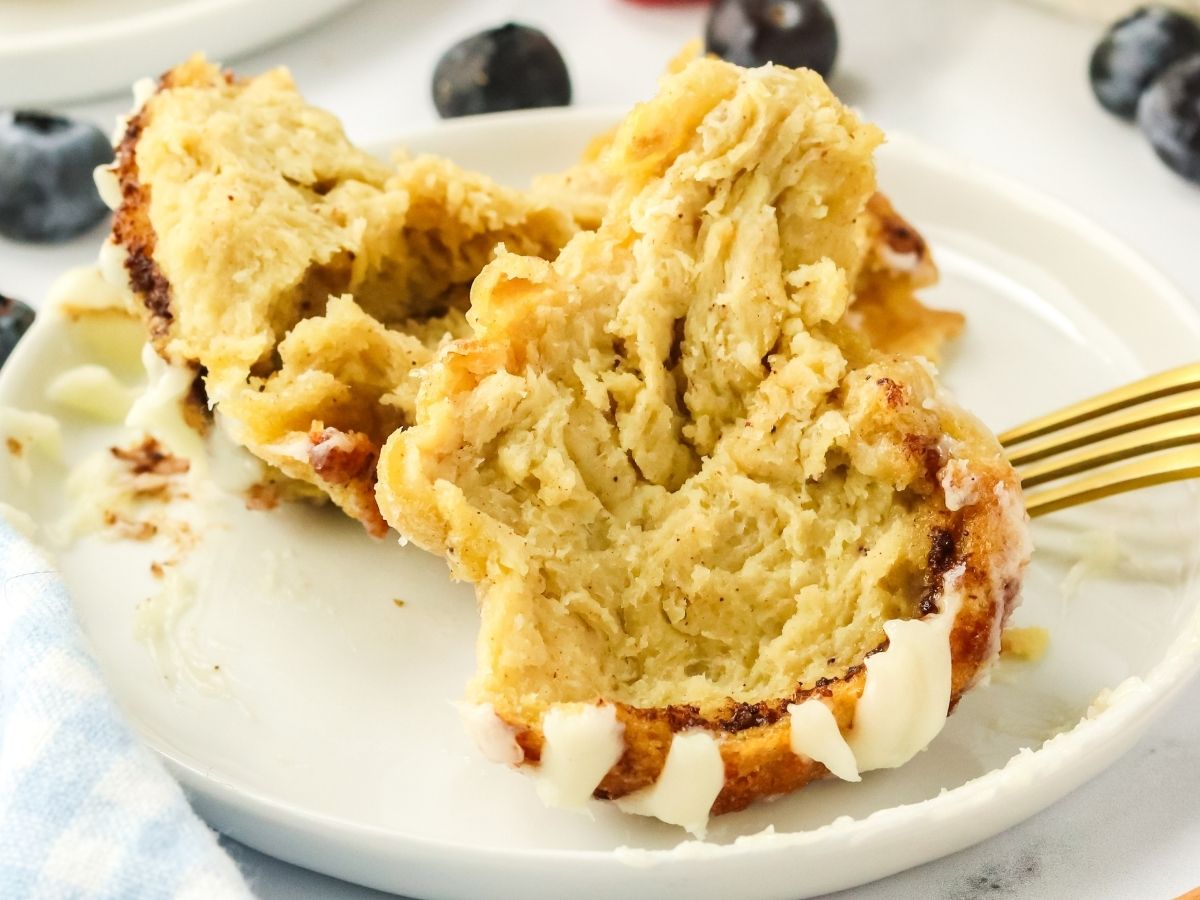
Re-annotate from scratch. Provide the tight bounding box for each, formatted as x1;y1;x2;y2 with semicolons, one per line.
536;136;963;363
377;58;1028;824
107;55;585;534
846;193;963;362
108;54;960;536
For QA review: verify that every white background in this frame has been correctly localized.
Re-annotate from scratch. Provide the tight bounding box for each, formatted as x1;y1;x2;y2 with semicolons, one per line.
3;0;1200;897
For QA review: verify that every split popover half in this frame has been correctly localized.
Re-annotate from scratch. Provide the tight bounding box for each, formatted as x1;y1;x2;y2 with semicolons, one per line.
102;55;585;534
376;58;1030;832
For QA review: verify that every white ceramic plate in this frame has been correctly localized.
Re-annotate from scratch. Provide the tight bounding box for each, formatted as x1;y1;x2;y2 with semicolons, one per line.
2;109;1200;899
0;0;358;106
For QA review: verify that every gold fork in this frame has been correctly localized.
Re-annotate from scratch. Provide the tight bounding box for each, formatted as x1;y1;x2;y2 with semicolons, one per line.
1001;363;1200;517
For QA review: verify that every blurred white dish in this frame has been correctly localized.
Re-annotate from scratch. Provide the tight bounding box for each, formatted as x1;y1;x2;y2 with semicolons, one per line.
0;0;358;106
1;109;1199;899
1023;0;1200;21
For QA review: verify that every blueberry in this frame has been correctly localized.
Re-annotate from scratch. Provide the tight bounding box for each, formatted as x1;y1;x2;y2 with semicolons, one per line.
1089;6;1200;119
705;0;838;77
1138;54;1200;183
432;23;571;119
0;293;35;369
0;111;112;244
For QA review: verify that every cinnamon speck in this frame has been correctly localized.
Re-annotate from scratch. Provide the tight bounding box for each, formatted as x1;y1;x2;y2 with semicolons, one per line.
117;519;158;541
245;482;281;511
111;437;189;476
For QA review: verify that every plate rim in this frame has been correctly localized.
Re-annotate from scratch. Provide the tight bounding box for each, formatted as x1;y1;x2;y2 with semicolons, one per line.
0;0;360;106
0;0;358;53
4;105;1200;893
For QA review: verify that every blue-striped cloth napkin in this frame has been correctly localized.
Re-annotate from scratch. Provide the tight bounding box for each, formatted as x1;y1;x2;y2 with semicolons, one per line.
0;517;253;899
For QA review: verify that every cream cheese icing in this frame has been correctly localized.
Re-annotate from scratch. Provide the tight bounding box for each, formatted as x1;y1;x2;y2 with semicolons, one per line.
458;702;523;766
787;699;861;783
93;164;121;212
109;76;157;146
48;265;134;315
49;447;161;544
0;407;63;485
0;502;39;540
125;345;204;464
615;731;725;838
535;704;625;812
206;413;268;495
847;564;966;771
46;365;137;422
939;458;981;512
97;238;132;294
877;243;923;274
133;565;230;696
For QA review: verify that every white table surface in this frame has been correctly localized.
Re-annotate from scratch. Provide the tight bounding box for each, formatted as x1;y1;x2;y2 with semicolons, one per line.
4;0;1200;897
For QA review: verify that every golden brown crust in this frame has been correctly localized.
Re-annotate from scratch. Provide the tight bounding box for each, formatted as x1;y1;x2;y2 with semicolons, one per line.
303;425;388;537
850;194;965;361
111;80;171;344
497;467;1017;815
112;62;242;345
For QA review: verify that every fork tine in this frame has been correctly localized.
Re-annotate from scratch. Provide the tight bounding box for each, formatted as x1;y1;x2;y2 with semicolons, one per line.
1000;362;1200;447
1015;418;1200;487
1023;446;1200;517
1005;388;1200;466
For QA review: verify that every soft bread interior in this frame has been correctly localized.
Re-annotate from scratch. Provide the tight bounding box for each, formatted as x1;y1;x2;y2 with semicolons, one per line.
532;133;964;366
128;56;581;381
116;56;964;536
113;56;585;531
377;59;1009;725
